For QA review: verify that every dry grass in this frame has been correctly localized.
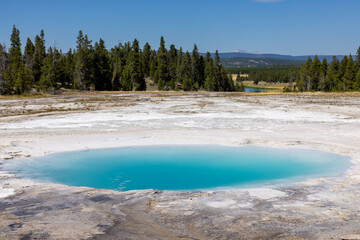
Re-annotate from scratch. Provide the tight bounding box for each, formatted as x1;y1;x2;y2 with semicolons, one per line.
231;74;249;81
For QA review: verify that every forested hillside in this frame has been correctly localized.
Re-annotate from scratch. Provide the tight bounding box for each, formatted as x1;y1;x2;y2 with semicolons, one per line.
0;26;237;95
227;66;300;84
220;57;304;68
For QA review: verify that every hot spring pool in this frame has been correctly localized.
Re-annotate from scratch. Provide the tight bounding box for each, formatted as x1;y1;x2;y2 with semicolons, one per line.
1;145;350;191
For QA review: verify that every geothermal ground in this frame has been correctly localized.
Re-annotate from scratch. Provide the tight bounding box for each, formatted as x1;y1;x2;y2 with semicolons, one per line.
0;92;360;239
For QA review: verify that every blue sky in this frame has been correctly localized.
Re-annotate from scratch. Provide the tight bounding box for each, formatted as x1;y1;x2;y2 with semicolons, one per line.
0;0;359;55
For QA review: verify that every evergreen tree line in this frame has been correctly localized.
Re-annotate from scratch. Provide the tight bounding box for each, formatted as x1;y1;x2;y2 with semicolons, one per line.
0;26;239;95
226;45;360;93
296;49;360;92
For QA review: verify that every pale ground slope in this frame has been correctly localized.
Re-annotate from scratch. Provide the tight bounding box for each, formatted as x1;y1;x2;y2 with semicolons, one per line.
0;92;360;239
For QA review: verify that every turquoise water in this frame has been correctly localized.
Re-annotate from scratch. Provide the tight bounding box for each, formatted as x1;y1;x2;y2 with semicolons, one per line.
1;145;350;191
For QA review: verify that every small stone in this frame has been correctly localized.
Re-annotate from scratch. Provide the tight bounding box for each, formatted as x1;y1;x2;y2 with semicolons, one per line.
184;211;195;216
342;234;360;240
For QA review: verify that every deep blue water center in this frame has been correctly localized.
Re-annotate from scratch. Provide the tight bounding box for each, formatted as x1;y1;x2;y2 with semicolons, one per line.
2;145;350;191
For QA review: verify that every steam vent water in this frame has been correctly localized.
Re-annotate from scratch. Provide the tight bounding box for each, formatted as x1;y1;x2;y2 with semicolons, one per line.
2;145;350;191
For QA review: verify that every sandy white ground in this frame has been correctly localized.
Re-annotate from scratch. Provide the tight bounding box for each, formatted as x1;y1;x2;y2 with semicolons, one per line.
1;92;360;239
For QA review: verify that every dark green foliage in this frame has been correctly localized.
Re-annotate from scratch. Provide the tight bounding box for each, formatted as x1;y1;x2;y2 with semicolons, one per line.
356;46;360;69
283;86;292;92
38;47;66;92
74;30;93;90
1;27;234;94
168;44;178;90
220;57;305;68
110;43;126;90
204;52;216;91
24;38;34;80
355;70;360;90
38;47;57;92
129;39;146;91
121;66;132;91
33;30;46;84
191;44;202;88
226;65;300;84
157;36;169;88
93;39;111;90
178;51;192;90
310;55;321;90
142;42;151;78
235;83;245;92
295;51;360;92
3;25;22;94
182;76;192;91
342;55;355;91
226;46;360;92
176;47;183;81
14;63;32;94
149;50;157;80
214;51;233;91
62;49;75;88
0;44;7;92
299;57;312;91
318;58;328;91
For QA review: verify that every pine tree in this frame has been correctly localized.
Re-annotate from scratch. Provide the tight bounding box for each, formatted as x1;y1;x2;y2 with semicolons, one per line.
176;47;183;88
110;43;126;90
168;44;178;90
0;27;250;94
149;50;157;81
121;65;132;91
214;50;222;91
93;39;111;90
199;55;205;88
157;36;169;90
356;46;360;69
191;44;201;88
310;55;321;91
24;38;34;69
129;39;146;91
324;56;340;91
33;30;46;84
56;49;67;88
221;67;234;91
235;82;245;92
74;30;93;90
0;44;7;92
339;56;348;77
142;42;151;78
204;52;215;91
3;25;22;94
342;55;355;91
62;49;75;88
319;58;328;91
298;57;312;91
354;70;360;91
14;63;31;94
38;47;63;92
179;51;192;90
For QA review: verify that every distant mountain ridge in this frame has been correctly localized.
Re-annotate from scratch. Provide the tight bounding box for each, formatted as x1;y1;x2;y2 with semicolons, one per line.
202;52;346;68
219;57;305;68
213;52;345;61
